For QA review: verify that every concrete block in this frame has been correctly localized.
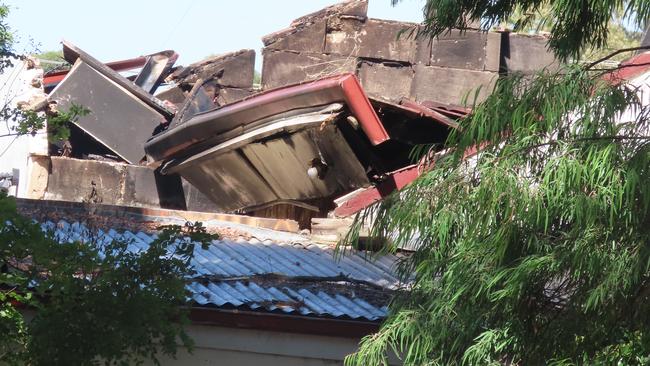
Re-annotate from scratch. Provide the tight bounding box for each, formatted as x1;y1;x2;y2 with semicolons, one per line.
216;87;254;106
358;61;413;102
123;165;161;208
430;30;488;70
412;65;498;106
25;155;50;199
485;32;504;72
415;36;432;65
264;20;327;53
45;157;124;204
325;19;418;63
44;157;197;211
182;179;220;213
171;49;255;89
155;86;187;106
261;50;357;90
504;33;558;73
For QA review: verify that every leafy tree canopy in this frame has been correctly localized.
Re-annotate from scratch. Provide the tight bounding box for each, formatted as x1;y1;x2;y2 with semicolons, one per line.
402;0;650;60
345;1;650;365
0;5;218;365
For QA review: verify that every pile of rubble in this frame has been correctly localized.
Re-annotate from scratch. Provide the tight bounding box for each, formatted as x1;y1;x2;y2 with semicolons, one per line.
12;0;557;232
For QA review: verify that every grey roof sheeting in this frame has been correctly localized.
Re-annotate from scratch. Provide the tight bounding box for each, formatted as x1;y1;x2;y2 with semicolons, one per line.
42;220;402;321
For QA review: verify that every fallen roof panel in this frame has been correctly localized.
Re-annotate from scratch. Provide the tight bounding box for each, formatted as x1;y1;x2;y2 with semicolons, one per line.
145;73;389;162
162;104;370;212
49;60;166;163
62;40;175;119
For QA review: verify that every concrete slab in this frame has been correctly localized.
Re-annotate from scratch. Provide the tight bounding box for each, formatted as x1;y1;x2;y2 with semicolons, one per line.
261;50;357;90
358;61;413;102
503;33;558;74
325;19;418;63
412;65;498;106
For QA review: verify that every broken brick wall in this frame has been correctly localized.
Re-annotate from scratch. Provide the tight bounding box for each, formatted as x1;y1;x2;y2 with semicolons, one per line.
260;0;557;107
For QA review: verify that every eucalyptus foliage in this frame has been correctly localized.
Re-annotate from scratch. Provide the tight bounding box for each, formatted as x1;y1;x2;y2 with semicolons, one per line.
345;63;650;364
0;194;217;365
343;1;650;364
398;0;650;60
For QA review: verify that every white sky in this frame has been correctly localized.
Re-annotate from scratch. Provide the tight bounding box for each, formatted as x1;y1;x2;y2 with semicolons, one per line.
3;0;425;70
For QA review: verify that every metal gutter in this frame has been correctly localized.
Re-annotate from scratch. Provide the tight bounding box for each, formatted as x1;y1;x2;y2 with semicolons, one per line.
189;307;380;338
145;73;389;162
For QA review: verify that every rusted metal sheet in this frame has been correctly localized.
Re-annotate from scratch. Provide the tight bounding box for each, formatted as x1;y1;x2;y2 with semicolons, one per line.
145;73;389;162
61;40;175;119
370;97;460;129
49;60;167;164
334;164;421;217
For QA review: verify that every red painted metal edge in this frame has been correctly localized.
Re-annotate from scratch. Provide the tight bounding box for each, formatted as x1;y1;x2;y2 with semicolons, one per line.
334;164;421;217
189;307;379;338
340;75;390;145
604;51;650;83
399;99;459;128
44;57;148;89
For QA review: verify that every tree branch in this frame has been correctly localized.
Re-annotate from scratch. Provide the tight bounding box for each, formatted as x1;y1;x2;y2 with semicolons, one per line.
586;45;650;70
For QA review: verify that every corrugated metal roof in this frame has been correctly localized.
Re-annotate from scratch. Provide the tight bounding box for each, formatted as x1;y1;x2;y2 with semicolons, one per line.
42;220;401;321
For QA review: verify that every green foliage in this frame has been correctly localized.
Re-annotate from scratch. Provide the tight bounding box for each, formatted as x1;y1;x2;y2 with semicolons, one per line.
11;103;89;143
399;0;650;60
0;3;222;365
345;64;650;364
499;3;644;62
34;50;67;73
253;70;261;86
0;193;218;365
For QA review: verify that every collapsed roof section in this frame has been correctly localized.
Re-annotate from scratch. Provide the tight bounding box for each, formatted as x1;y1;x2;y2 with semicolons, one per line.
34;0;558;226
146;74;383;212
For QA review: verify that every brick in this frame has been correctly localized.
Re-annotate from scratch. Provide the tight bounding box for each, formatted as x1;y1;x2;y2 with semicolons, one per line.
412;65;498;106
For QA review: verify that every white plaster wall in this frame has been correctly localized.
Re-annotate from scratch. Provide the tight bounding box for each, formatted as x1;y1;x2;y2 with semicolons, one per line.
146;324;401;366
0;58;48;197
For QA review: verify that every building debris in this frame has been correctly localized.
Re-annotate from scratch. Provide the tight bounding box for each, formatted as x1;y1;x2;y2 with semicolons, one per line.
3;0;561;230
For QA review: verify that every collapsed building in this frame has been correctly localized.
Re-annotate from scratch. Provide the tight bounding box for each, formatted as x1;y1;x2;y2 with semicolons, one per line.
6;0;556;232
7;1;649;364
